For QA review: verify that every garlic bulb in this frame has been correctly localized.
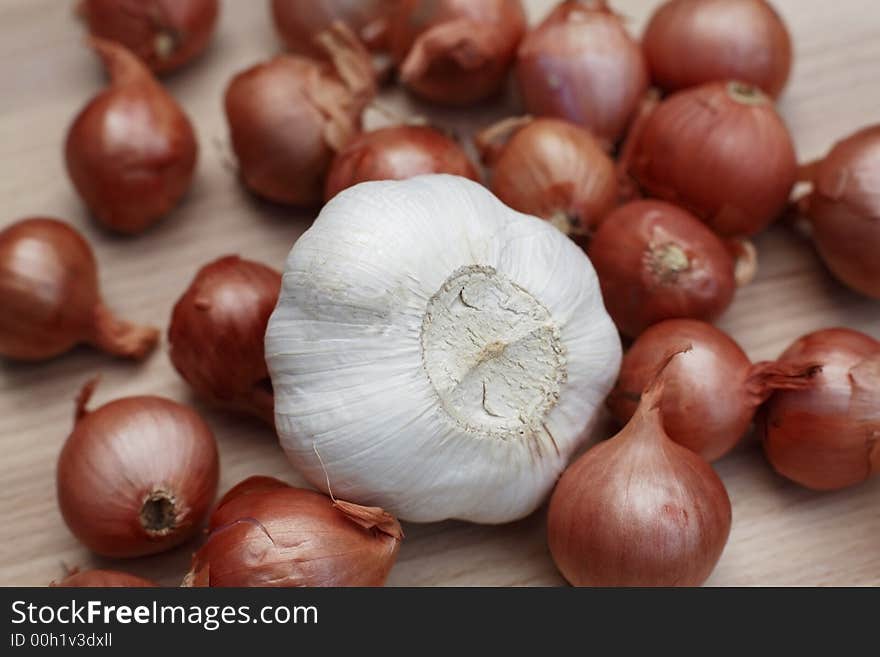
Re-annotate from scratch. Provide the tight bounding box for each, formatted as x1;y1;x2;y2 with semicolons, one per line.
266;175;621;523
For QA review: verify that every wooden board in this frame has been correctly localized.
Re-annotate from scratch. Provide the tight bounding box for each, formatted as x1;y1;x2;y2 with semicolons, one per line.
1;0;879;587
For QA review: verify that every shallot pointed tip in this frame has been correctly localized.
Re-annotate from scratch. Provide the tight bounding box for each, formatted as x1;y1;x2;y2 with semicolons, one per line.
74;377;101;421
90;303;159;360
87;36;150;85
474;115;533;165
642;345;693;402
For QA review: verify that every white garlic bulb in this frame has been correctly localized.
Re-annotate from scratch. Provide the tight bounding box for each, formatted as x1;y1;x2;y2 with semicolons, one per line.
266;175;621;523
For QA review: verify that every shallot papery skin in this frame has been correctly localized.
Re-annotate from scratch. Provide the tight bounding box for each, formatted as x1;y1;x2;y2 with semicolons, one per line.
79;0;219;74
212;475;291;515
801;125;880;298
57;381;219;558
51;569;157;587
0;218;158;361
625;81;797;238
516;0;648;146
185;485;403;587
607;319;819;462
588;201;736;337
478;116;618;241
389;0;527;105
65;38;197;234
272;0;395;57
762;328;880;491
168;256;281;424
325;124;479;201
643;0;792;97
548;375;732;586
224;24;375;205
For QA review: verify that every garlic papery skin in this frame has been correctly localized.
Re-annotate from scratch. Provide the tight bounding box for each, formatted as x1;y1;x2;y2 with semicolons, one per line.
266;175;621;523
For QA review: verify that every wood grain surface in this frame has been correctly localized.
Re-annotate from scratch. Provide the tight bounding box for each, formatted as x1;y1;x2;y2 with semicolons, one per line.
1;0;878;587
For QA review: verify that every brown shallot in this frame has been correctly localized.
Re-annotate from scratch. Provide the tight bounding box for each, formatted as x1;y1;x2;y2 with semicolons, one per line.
168;256;281;425
0;218;158;361
389;0;527;105
516;0;648;147
607;319;819;461
184;481;402;587
325;125;479;201
623;81;797;238
643;0;792;97
588;201;738;336
762;328;880;491
796;125;880;298
477;116;617;242
57;380;219;558
65;38;197;234
224;24;375;205
78;0;219;74
548;356;732;586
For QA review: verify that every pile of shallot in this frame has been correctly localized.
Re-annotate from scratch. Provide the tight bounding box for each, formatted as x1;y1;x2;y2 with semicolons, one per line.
1;0;877;590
